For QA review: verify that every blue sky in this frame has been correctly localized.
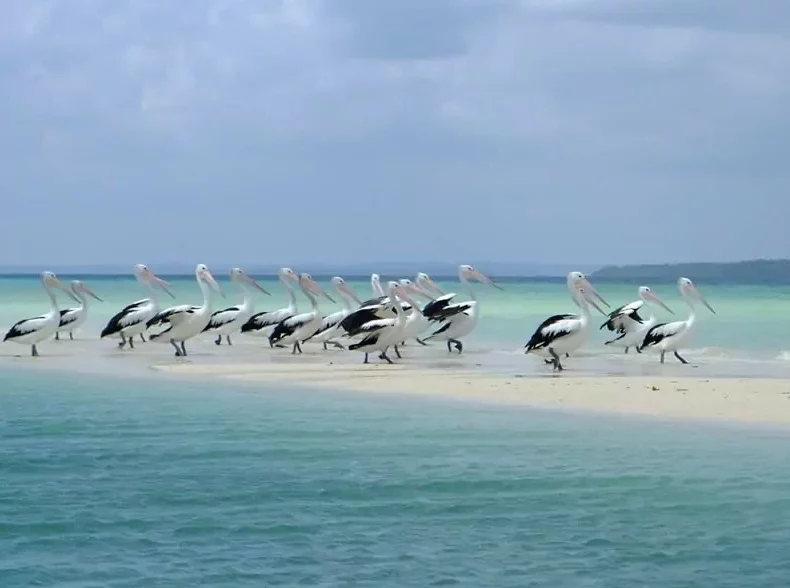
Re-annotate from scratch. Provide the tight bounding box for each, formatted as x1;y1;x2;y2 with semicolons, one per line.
1;0;788;268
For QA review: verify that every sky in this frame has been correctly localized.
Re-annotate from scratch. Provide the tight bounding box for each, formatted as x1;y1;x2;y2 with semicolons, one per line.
1;0;789;269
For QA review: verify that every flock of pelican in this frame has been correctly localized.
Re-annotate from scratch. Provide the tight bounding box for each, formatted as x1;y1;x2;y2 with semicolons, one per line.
1;264;715;368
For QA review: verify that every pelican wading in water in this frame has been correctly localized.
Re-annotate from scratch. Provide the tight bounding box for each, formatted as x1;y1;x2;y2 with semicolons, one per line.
422;264;502;353
524;272;609;371
146;264;224;357
638;277;716;364
202;268;270;345
55;280;103;340
268;273;335;354
600;286;674;353
100;264;175;349
3;272;81;357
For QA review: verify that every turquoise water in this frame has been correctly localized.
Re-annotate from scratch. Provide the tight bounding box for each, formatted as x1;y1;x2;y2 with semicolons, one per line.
3;369;790;587
0;275;788;358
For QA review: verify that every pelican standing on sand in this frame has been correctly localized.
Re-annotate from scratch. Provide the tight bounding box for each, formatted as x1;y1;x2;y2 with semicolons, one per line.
100;264;175;349
600;286;674;353
3;272;81;356
346;281;419;364
268;273;335;354
202;268;270;345
146;264;224;357
638;277;716;364
55;280;103;340
240;267;300;344
422;264;503;353
303;277;363;350
524;272;609;371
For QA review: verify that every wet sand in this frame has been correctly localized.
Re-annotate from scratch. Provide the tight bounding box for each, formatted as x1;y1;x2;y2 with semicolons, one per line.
3;334;790;426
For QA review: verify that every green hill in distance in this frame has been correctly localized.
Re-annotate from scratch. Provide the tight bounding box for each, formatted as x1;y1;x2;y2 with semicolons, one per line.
590;258;790;285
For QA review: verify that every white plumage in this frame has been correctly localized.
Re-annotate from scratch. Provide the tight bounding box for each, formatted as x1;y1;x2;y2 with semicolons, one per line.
146;264;224;357
638;277;716;364
55;280;102;340
240;268;300;343
600;286;674;354
303;277;362;350
268;273;335;353
202;268;270;345
100;264;175;349
3;272;81;356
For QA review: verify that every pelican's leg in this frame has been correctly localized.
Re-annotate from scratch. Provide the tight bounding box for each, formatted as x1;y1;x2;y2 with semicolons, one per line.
660;351;665;364
215;335;222;346
450;339;463;353
635;346;642;354
363;352;369;364
180;341;187;356
331;341;345;350
416;338;428;346
55;332;60;340
170;339;182;356
118;334;127;349
394;345;402;359
69;332;74;340
544;359;553;365
548;347;563;371
624;346;629;354
323;342;328;350
226;335;232;345
446;341;453;353
380;350;394;364
128;336;135;349
140;334;147;343
566;353;570;358
31;344;39;357
673;351;688;364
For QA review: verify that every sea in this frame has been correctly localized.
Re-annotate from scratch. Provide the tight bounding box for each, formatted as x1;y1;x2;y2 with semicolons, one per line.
2;274;790;586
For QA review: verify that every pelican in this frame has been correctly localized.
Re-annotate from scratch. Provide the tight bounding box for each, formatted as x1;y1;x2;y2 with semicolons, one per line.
600;286;674;354
146;264;224;357
417;272;457;320
346;281;419;364
422;264;503;353
55;280;103;340
268;273;335;354
303;277;362;350
524;272;609;371
100;264;175;349
397;278;434;346
202;268;270;345
240;267;300;345
637;277;716;364
3;272;81;356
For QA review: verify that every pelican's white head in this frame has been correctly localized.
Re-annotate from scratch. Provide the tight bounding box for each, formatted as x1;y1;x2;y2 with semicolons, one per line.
458;265;503;290
387;281;419;309
71;280;103;302
415;272;444;296
133;264;175;298
678;277;715;314
399;278;432;299
196;264;224;298
300;273;335;303
567;271;609;311
638;286;673;314
41;271;80;303
230;267;270;295
331;276;360;303
278;267;299;285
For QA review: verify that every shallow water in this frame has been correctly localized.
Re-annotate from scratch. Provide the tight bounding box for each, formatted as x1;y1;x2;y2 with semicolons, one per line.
2;369;790;587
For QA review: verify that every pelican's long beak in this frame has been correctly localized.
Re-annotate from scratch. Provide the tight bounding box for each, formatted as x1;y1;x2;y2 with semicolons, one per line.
695;287;716;314
395;288;419;309
646;291;673;314
581;278;609;308
243;274;270;295
409;282;433;300
151;274;176;298
205;271;225;298
473;270;504;291
82;284;103;302
417;274;445;296
582;289;607;315
340;282;362;305
309;279;335;303
58;280;81;303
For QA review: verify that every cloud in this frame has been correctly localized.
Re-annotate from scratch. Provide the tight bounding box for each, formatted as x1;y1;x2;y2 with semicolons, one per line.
1;0;789;266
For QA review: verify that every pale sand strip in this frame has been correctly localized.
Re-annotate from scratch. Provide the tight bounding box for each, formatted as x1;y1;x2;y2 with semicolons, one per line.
154;362;790;425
